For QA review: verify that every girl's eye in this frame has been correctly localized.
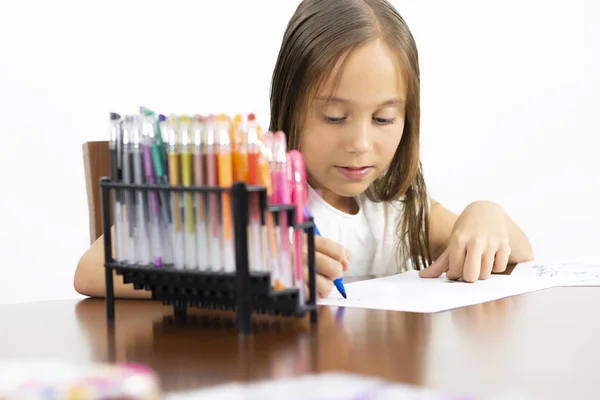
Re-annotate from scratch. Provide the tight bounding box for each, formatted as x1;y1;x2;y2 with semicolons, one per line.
323;115;346;124
373;117;396;125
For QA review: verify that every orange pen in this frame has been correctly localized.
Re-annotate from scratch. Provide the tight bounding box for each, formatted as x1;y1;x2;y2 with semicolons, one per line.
232;114;248;182
217;115;235;273
246;113;263;272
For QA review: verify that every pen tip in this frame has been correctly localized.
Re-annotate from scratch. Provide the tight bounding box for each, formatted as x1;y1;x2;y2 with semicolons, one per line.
342;293;347;299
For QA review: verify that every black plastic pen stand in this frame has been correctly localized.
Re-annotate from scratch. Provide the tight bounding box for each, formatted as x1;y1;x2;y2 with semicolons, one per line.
100;177;318;335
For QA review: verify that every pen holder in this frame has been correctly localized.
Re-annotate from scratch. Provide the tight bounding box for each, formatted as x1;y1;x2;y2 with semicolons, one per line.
99;177;318;335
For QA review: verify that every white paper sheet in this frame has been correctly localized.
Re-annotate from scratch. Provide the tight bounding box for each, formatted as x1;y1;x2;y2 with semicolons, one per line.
318;271;556;313
511;261;600;286
166;373;475;399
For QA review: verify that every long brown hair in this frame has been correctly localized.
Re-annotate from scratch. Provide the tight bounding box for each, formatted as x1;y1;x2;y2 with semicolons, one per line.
269;0;431;270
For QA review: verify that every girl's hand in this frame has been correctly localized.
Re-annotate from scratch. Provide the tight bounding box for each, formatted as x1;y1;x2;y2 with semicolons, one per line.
303;236;350;299
419;200;511;282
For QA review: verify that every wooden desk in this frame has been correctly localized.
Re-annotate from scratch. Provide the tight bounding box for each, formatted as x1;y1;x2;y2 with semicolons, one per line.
1;282;599;399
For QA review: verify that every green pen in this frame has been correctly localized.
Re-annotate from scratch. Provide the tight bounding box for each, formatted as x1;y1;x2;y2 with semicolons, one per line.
140;106;168;171
148;120;172;223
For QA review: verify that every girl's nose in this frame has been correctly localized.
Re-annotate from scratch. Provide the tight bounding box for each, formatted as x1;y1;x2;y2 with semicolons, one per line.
343;118;371;155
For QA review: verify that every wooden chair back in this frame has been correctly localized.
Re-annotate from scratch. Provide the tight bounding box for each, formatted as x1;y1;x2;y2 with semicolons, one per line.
83;141;111;244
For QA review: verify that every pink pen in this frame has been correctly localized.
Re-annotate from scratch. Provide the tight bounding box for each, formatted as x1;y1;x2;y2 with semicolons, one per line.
273;131;293;288
288;150;306;305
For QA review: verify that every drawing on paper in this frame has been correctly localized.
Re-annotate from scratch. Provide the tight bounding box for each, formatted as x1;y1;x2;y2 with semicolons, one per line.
527;264;600;283
443;278;459;283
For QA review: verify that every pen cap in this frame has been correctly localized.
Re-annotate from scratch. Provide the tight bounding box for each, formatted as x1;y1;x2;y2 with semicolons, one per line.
288;150;307;222
130;115;142;148
178;115;192;150
140;106;156;117
262;131;276;199
141;115;155;143
204;114;217;151
216;115;231;152
262;131;274;163
192;115;205;149
272;131;287;164
232;114;246;151
165;115;180;151
247;113;259;151
158;115;167;138
259;131;274;197
109;113;121;147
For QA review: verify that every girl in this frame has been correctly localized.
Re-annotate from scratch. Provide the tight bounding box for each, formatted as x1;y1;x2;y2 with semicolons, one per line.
268;0;533;298
74;0;533;300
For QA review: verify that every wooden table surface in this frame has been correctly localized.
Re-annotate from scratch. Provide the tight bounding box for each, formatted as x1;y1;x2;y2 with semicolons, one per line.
1;273;599;399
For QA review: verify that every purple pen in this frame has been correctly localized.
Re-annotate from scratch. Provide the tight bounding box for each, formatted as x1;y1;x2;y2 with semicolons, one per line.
141;115;163;267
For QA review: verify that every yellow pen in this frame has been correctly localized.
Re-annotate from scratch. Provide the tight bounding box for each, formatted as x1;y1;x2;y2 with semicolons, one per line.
179;115;197;270
193;115;209;271
166;115;184;270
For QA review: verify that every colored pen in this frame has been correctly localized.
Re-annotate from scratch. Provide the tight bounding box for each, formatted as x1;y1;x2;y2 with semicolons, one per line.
140;106;168;171
145;114;172;265
262;131;284;289
120;117;136;263
109;112;123;262
141;115;163;267
131;116;151;265
232;114;248;182
247;113;263;272
204;115;222;272
158;114;169;176
217;115;235;272
303;205;347;299
193;115;209;271
166;115;184;270
273;131;293;287
179;116;197;270
288;150;307;304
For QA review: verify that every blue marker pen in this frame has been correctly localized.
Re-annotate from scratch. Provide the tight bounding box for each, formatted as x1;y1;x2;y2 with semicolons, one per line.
303;205;347;299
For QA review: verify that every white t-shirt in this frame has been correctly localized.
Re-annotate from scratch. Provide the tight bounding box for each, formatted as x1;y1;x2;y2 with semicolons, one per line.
306;186;409;276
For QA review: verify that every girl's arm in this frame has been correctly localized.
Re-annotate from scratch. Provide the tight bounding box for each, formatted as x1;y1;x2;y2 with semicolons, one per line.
73;226;151;299
428;199;534;263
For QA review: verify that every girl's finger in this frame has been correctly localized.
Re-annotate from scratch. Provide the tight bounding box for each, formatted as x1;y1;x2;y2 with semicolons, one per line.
302;234;350;272
302;267;329;300
419;247;450;278
493;242;511;273
303;248;343;280
316;274;334;299
479;248;495;280
462;239;485;282
447;235;467;280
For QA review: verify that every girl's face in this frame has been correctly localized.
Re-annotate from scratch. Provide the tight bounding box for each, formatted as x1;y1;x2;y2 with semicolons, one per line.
301;39;407;212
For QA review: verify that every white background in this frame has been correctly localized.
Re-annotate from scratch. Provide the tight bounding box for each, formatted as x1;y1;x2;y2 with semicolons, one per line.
0;0;597;305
